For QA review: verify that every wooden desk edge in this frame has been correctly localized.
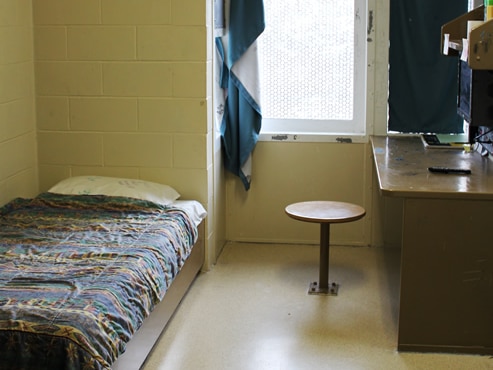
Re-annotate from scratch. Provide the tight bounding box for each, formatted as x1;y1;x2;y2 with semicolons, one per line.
370;135;493;200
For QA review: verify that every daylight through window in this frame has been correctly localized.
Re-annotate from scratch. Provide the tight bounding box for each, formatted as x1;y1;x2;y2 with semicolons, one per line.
258;0;367;137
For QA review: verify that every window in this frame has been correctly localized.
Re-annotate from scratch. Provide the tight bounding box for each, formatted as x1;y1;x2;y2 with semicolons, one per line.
258;0;368;140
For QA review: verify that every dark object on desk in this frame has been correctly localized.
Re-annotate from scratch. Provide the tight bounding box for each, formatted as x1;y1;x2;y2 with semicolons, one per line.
421;134;467;149
428;166;471;175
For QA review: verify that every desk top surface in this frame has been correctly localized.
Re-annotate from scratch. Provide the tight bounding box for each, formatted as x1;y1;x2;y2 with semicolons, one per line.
371;135;493;199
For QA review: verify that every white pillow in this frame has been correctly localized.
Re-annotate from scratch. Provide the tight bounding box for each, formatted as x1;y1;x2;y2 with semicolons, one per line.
48;176;180;206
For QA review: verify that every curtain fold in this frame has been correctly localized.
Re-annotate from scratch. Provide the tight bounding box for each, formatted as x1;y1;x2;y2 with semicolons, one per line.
215;0;265;190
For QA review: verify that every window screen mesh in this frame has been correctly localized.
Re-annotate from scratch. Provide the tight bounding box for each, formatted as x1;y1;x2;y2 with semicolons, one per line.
258;0;354;121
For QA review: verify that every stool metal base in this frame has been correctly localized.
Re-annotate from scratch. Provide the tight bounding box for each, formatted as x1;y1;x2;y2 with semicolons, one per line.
308;281;339;296
285;201;365;298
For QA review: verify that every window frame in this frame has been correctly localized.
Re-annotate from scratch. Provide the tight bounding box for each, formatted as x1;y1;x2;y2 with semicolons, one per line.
257;0;374;143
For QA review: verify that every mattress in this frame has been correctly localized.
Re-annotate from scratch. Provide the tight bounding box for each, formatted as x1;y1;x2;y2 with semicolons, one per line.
0;192;202;369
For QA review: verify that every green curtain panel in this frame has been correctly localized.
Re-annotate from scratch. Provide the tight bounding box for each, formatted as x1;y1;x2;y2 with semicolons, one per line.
389;0;467;133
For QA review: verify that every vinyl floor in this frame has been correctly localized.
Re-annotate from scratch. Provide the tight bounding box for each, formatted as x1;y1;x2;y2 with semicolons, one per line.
144;242;492;370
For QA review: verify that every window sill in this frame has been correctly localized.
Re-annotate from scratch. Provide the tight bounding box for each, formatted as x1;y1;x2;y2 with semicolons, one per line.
258;132;368;143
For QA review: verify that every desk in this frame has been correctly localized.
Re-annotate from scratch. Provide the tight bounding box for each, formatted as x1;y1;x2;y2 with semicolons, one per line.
371;135;493;355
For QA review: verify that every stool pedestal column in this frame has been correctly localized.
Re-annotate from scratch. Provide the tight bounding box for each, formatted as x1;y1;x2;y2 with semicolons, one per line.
309;223;339;295
285;201;366;296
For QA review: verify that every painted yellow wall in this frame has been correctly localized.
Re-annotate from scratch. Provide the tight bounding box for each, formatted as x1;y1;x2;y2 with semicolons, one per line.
224;141;402;248
225;142;373;246
32;0;221;266
0;0;38;204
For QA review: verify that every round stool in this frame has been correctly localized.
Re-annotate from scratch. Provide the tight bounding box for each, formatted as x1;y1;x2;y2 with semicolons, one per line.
285;201;366;295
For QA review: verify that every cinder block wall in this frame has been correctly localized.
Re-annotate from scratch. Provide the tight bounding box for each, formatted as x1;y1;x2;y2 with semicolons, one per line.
33;0;212;203
33;0;219;265
0;0;38;205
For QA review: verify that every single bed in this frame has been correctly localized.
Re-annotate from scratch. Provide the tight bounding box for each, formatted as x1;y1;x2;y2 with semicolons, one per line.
0;176;207;370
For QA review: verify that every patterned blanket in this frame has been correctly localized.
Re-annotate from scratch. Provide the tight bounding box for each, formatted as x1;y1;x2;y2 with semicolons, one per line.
0;193;197;369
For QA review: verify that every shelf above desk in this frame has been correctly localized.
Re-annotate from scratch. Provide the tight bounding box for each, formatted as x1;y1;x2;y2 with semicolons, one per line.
441;5;493;69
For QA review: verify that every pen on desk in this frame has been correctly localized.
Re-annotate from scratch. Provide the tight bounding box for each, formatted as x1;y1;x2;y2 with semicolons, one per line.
428;167;471;175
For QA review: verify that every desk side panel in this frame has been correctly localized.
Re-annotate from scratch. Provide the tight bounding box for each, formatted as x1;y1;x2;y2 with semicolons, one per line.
398;198;493;354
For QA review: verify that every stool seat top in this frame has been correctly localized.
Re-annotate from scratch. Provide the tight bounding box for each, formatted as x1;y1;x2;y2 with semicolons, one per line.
285;201;366;224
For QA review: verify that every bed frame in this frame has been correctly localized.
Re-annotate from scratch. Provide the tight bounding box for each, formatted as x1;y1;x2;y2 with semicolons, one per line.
112;221;205;370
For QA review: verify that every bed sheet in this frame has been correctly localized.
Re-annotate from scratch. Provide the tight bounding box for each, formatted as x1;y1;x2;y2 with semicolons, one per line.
0;193;198;369
171;199;207;227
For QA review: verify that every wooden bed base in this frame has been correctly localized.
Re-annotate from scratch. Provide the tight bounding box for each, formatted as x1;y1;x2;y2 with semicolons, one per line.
112;222;205;370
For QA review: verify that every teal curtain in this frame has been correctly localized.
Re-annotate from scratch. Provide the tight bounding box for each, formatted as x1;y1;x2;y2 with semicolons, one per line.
389;0;467;133
215;0;265;190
